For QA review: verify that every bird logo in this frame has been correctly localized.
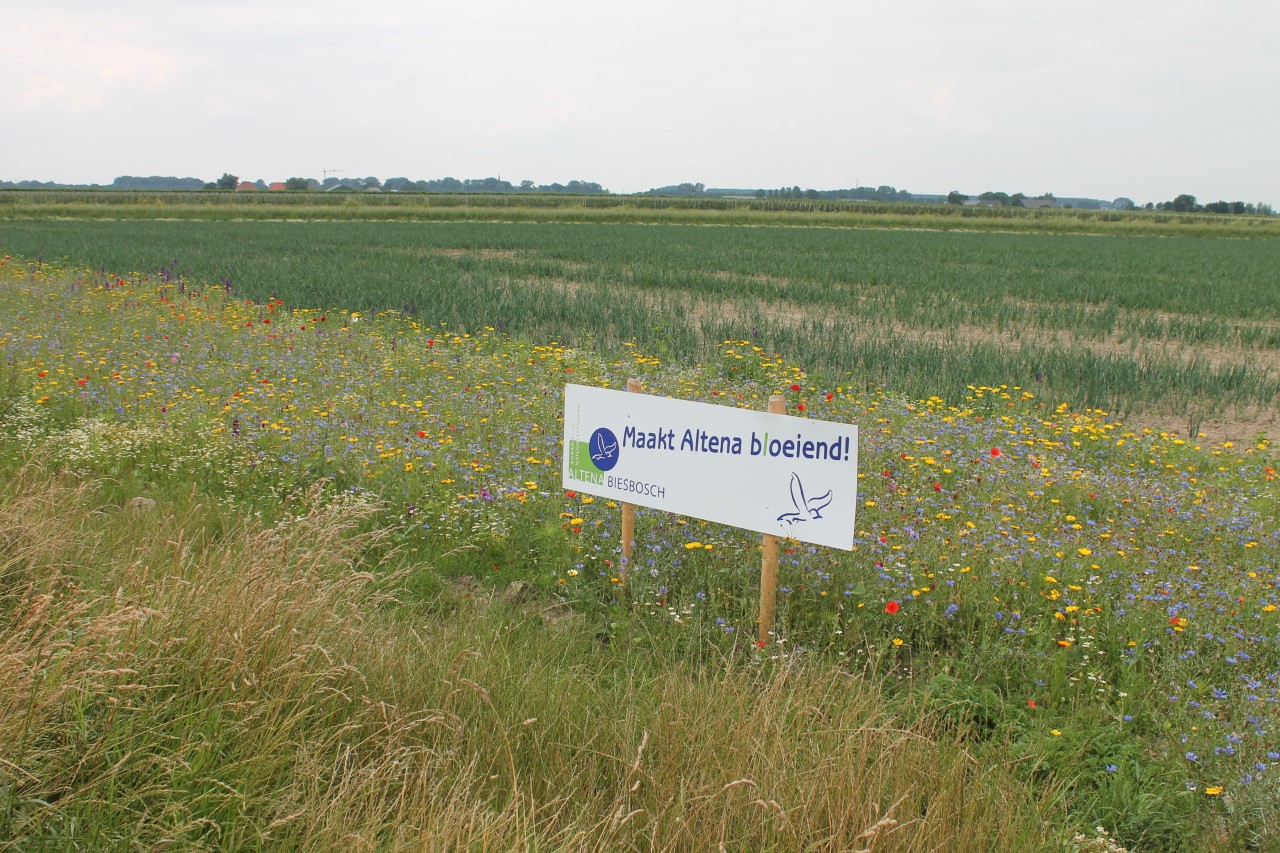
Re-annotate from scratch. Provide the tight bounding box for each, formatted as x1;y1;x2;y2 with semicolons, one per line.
591;430;617;463
588;427;620;471
776;472;833;524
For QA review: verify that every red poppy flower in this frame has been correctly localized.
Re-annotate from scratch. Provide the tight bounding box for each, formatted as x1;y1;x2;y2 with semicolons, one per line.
797;403;806;411
825;393;834;401
990;447;1002;457
885;601;900;614
933;482;942;492
417;430;427;438
790;384;801;392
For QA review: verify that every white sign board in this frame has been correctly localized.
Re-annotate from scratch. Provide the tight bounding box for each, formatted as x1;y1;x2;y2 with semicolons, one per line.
562;384;858;550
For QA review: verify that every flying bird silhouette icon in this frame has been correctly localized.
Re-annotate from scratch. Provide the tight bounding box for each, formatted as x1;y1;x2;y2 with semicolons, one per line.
591;430;617;462
776;472;833;523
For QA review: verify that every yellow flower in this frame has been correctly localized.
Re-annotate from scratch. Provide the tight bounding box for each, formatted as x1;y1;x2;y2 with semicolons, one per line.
892;638;904;647
1078;547;1093;557
1050;729;1061;737
685;542;703;550
1204;786;1223;796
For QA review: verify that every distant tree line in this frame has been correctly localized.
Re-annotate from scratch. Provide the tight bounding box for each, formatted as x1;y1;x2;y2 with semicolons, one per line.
947;190;1054;206
1;175;1274;215
945;190;1073;207
0;175;205;190
1148;194;1273;215
0;174;609;194
371;176;606;194
754;185;915;202
639;183;708;197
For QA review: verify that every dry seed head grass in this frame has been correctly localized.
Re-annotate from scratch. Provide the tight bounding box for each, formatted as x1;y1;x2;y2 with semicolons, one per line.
0;466;1055;851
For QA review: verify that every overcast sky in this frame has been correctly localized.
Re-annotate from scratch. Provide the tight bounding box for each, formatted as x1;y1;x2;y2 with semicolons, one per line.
5;0;1277;204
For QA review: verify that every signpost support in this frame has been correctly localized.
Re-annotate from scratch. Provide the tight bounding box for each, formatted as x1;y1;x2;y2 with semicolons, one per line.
757;394;786;646
619;378;642;585
563;382;857;640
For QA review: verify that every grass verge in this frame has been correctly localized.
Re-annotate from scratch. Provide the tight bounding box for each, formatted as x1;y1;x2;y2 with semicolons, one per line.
0;459;1070;851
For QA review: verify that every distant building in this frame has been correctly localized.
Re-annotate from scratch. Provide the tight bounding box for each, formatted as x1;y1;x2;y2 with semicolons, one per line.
236;182;257;191
268;182;287;191
1021;198;1058;209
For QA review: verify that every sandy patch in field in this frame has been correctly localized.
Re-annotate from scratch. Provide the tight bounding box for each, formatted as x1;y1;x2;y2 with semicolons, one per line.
709;270;795;287
432;247;526;260
1118;406;1280;445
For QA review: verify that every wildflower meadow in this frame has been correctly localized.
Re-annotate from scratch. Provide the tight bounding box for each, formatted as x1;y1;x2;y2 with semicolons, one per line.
2;252;1278;851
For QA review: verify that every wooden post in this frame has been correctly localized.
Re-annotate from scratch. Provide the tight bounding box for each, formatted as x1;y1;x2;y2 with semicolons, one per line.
619;378;642;585
758;394;786;647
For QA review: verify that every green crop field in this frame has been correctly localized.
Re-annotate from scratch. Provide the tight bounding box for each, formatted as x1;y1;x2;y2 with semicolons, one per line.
5;188;1280;238
3;204;1280;850
4;212;1280;440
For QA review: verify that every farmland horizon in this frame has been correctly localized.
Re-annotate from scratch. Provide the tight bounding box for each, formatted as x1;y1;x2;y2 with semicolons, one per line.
5;200;1280;446
3;173;1275;214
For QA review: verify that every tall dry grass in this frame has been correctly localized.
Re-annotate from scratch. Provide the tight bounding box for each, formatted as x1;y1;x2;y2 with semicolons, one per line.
0;461;1059;851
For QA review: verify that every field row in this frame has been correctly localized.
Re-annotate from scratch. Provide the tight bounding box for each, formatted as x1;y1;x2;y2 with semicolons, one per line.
3;219;1279;438
5;188;1280;237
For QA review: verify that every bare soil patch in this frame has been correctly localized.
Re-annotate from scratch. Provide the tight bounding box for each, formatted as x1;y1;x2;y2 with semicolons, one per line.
433;247;526;260
709;270;795;287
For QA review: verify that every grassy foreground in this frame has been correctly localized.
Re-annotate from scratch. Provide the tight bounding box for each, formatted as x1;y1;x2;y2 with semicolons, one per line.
0;461;1051;851
3;255;1279;850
